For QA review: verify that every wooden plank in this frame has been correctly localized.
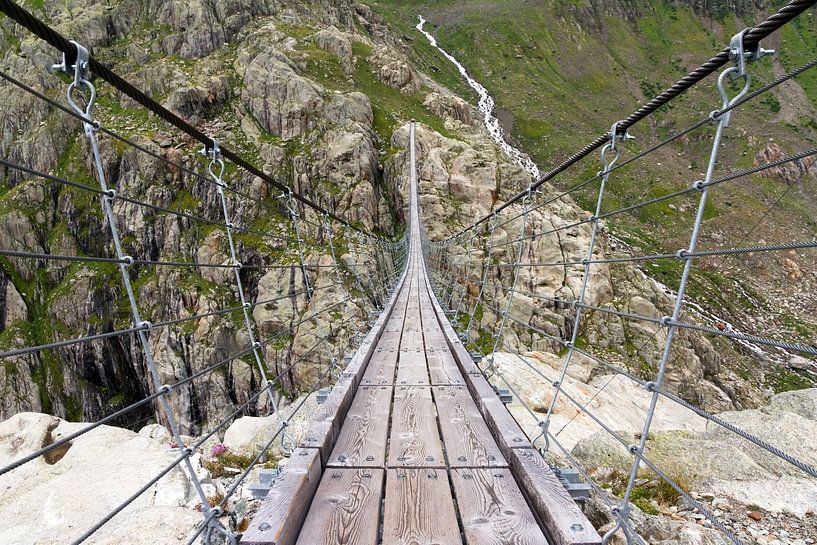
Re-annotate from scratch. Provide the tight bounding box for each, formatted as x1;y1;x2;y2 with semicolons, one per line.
507;449;601;545
327;385;392;467
242;448;322;545
387;387;444;468
451;468;549;545
378;330;404;351
296;468;384;545
434;386;507;468
361;348;397;385
383;469;463;545
400;329;424;351
481;396;531;452
299;420;333;466
427;350;465;386
396;351;429;386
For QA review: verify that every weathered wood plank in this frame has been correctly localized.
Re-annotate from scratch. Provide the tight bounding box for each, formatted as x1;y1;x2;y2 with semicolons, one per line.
434;386;507;468
427;349;465;386
383;469;463;545
327;385;392;467
507;448;601;545
400;328;424;351
481;396;531;452
295;468;384;545
361;347;398;385
396;351;430;386
387;386;444;468
299;420;333;466
451;468;549;545
378;330;404;351
242;448;322;545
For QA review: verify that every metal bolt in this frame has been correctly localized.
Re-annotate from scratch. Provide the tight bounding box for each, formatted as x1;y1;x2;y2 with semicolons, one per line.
259;523;271;531
571;523;584;532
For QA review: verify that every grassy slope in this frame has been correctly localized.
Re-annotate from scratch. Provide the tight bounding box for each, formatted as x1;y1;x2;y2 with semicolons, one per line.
364;0;817;391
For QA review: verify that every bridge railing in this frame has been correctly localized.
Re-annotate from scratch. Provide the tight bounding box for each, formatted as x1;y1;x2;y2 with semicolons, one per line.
424;3;817;544
0;1;408;543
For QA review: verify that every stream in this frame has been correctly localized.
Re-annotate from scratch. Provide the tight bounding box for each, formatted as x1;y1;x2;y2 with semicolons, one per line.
416;15;541;180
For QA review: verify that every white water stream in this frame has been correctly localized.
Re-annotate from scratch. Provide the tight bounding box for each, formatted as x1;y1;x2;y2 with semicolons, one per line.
416;15;541;180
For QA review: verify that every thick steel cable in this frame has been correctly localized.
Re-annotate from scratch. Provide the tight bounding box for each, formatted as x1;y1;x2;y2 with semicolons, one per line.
0;0;379;238
495;53;817;232
430;0;817;240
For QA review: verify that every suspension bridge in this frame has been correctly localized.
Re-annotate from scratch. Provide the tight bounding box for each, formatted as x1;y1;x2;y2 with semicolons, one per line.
0;0;816;544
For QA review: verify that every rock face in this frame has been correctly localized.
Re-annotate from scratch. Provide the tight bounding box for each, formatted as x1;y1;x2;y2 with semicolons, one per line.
753;142;816;189
571;388;817;516
0;413;201;545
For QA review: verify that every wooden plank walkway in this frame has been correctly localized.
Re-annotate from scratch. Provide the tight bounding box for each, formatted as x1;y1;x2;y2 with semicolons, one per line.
243;122;600;545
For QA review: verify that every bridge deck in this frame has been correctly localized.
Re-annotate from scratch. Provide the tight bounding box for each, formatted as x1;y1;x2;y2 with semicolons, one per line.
242;123;600;545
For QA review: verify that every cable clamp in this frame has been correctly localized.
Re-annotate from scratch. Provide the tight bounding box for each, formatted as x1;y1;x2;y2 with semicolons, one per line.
51;41;90;85
628;444;639;455
729;29;774;77
692;179;706;191
121;255;134;266
104;188;117;200
676;249;689;259
645;381;657;392
660;316;673;326
139;321;152;331
243;302;252;310
253;341;262;350
552;380;561;389
226;222;235;230
233;261;243;270
183;446;194;457
159;384;172;394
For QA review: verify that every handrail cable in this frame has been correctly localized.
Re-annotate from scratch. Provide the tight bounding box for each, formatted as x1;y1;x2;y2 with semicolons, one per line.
0;282;343;360
0;157;307;245
489;145;817;249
